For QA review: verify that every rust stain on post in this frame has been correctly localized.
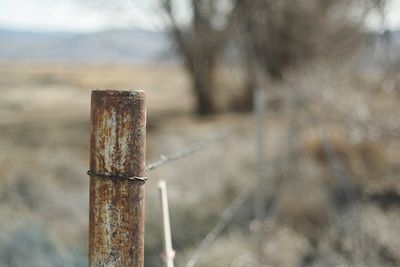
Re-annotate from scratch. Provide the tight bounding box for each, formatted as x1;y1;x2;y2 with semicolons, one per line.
89;90;146;267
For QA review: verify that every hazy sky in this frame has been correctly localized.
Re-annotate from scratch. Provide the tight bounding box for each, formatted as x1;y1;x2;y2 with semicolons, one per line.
1;0;400;32
0;0;163;32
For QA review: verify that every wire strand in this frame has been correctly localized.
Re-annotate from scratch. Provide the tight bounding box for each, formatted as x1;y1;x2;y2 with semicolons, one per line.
146;120;252;172
185;185;254;267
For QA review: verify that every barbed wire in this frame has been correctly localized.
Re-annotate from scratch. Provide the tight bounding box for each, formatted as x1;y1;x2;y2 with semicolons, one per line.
145;128;232;171
146;120;253;172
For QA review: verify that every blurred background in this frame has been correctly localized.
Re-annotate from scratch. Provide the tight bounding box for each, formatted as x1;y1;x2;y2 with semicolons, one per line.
1;0;400;266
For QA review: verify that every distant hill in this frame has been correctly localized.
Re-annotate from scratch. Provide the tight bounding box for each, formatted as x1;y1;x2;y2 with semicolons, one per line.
0;28;171;63
0;28;398;64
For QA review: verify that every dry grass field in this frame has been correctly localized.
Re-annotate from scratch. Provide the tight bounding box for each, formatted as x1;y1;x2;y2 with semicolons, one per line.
0;61;399;267
0;62;255;267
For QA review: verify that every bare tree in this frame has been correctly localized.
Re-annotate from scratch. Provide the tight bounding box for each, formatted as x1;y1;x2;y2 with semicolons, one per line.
225;0;388;112
238;0;387;80
161;0;241;115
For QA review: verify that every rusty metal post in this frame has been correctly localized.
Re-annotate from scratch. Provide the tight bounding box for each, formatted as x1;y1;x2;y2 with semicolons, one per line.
88;90;146;267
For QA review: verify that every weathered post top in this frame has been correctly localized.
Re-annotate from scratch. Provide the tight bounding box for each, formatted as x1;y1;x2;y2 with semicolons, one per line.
89;90;146;267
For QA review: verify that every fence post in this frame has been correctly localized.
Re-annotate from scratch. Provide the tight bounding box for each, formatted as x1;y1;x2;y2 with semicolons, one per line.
88;90;146;267
158;180;175;267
